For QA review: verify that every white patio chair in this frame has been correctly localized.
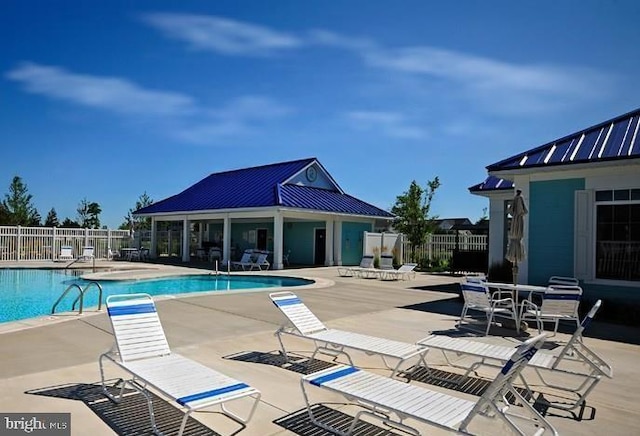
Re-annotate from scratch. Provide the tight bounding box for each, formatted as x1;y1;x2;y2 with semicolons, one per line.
269;291;428;378
301;333;557;436
457;280;517;336
99;294;261;436
418;300;612;412
520;285;582;337
548;276;579;286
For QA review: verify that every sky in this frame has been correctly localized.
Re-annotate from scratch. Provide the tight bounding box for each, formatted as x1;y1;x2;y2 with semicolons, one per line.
2;1;640;229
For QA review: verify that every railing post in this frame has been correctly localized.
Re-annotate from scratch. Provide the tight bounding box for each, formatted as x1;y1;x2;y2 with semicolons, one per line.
17;225;22;262
52;227;56;261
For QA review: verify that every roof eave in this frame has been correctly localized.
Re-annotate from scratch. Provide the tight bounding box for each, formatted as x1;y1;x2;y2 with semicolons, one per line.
489;157;640;180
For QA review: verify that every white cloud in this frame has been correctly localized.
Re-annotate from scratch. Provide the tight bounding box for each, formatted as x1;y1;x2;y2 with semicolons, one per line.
141;13;302;56
175;96;292;144
346;110;428;140
5;62;195;116
312;30;610;115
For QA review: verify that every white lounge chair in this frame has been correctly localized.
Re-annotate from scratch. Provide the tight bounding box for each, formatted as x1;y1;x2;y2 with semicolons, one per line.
418;300;612;412
458;280;517;335
379;262;418;280
78;246;94;262
519;285;582;336
99;294;261;436
58;245;74;261
231;250;254;270
336;255;375;277
301;333;557;436
249;251;270;271
269;291;428;378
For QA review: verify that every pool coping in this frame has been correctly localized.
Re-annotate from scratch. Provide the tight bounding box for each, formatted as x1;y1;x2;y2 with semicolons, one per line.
0;264;333;335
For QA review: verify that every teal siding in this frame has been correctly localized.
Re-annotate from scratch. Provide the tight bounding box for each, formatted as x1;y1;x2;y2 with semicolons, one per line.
341;222;372;265
284;221;324;265
528;179;585;285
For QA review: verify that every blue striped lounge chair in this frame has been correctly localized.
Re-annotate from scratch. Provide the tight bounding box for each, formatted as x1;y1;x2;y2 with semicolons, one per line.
269;291;428;378
418;300;611;413
99;294;261;436
301;333;557;435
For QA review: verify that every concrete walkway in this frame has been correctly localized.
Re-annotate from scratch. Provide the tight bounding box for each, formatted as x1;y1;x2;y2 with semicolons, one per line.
0;264;638;435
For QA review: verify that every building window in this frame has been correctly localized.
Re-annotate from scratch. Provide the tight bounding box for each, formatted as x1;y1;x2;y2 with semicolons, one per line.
595;189;640;281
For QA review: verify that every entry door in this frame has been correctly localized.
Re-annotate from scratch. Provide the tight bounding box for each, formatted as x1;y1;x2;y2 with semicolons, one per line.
314;228;326;265
257;228;268;251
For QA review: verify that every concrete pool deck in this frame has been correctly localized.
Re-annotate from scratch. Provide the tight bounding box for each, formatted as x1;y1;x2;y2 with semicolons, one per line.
0;262;639;435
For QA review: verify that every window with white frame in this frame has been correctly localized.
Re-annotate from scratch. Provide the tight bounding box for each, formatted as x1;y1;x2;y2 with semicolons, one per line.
595;189;640;281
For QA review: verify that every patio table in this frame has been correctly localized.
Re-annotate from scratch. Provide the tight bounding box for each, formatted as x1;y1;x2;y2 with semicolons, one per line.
484;282;550;333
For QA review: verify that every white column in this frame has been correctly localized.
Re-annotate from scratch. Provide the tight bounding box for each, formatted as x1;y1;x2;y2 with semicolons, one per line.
334;218;342;266
150;218;157;259
222;215;231;265
273;212;283;270
182;218;190;262
488;197;506;270
325;218;334;266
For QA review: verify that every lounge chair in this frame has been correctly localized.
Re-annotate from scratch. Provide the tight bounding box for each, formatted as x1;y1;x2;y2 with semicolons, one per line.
99;294;261;436
417;300;612;412
336;255;375;277
249;251;270;271
379;262;417;280
269;291;428;378
78;246;94;262
457;280;517;336
301;333;557;436
58;245;74;261
231;250;254;270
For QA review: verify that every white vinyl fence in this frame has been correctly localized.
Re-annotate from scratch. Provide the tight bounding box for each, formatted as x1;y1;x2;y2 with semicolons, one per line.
0;226;132;261
402;234;487;265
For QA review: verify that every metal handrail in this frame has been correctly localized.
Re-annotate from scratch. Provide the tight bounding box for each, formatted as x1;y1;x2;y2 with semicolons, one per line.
51;284;83;315
51;281;104;315
72;281;103;312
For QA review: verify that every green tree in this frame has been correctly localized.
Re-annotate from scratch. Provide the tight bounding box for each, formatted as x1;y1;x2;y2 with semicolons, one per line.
1;176;40;226
76;198;102;229
391;177;441;261
44;208;60;227
61;217;80;228
120;192;154;230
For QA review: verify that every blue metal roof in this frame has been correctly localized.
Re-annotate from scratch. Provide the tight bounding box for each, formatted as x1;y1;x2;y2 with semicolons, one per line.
135;157;393;218
487;107;640;172
279;185;394;217
468;176;514;193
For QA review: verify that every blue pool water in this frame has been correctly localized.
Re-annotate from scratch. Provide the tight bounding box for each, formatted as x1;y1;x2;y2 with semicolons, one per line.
0;269;312;324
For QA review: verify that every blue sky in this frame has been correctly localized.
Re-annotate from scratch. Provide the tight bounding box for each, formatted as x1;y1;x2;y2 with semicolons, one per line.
2;1;639;228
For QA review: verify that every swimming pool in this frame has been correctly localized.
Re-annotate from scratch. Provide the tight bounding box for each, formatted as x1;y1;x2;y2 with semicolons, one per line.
0;269;313;324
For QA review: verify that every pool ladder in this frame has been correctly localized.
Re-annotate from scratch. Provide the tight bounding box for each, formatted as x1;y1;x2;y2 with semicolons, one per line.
51;281;104;315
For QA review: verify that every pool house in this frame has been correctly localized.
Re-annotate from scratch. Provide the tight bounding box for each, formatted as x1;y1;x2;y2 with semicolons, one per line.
472;107;640;303
134;158;395;270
